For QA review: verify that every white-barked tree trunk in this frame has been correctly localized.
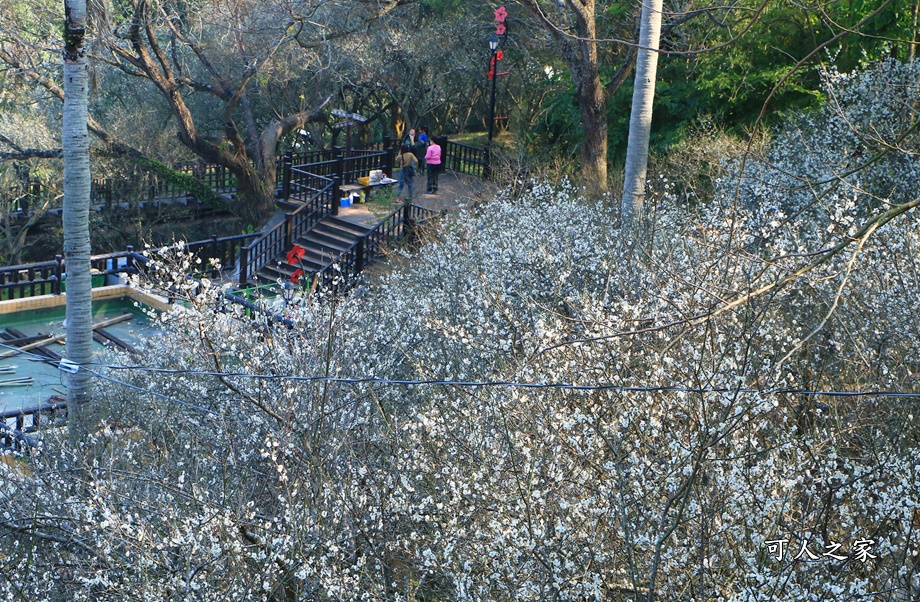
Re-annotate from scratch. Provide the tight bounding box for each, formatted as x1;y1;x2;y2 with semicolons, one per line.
63;0;93;438
621;0;664;229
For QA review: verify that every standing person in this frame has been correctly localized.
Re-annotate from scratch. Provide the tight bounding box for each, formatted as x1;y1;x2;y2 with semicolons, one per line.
425;136;442;194
404;127;426;175
395;144;418;201
418;126;430;176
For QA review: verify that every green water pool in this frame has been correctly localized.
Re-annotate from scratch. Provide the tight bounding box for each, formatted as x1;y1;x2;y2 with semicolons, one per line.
0;299;158;415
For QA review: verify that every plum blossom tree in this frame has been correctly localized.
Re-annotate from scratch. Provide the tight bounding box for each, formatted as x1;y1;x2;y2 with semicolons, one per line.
3;60;920;601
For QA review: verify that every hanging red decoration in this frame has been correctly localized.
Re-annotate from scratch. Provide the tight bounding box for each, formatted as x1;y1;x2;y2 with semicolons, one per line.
495;23;506;35
286;245;306;265
496;50;504;61
494;5;507;22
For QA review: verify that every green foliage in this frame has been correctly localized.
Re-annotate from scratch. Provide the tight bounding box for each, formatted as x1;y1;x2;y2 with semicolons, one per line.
522;70;584;164
135;158;225;210
524;0;916;165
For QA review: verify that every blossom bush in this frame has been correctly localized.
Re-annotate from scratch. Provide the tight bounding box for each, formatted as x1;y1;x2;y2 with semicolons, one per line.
3;60;920;600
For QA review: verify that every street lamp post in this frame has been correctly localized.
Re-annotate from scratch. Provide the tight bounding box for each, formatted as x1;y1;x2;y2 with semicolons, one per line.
282;281;295;307
485;7;508;180
487;34;500;145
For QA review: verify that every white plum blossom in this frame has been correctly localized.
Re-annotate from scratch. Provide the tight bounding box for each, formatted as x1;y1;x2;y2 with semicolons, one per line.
3;60;920;601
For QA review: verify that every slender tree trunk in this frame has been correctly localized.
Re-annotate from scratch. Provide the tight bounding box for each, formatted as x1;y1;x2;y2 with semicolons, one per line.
63;0;93;438
621;0;664;228
911;0;919;60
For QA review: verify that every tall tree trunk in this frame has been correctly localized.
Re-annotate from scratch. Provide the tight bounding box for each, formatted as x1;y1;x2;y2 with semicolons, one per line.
621;0;664;228
63;0;93;438
518;0;609;193
577;69;609;193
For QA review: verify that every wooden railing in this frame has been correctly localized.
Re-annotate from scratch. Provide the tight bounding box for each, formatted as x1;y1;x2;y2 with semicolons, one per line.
11;136;485;222
276;139;395;192
313;202;439;294
286;174;336;244
277;149;392;203
27;163;238;216
1;400;66;452
239;172;337;286
0;234;259;300
0;258;61;299
185;234;258;278
443;140;489;178
4;136;489;294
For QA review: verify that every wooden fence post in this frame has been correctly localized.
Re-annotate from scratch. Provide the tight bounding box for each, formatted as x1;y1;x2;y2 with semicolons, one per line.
331;175;342;217
335;152;346;183
53;255;63;295
355;237;365;275
383;136;394;175
284;212;293;249
402;202;415;243
239;245;249;287
281;150;293;200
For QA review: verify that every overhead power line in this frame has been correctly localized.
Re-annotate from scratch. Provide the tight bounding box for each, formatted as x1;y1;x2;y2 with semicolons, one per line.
0;342;918;402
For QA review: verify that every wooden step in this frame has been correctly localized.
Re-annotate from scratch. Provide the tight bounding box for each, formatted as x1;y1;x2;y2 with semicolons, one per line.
295;245;340;265
312;222;361;243
287;252;334;271
258;262;323;285
276;199;302;212
323;216;371;236
299;230;353;251
272;255;327;274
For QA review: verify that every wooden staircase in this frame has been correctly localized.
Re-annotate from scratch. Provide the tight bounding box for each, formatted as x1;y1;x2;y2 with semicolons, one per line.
255;216;372;284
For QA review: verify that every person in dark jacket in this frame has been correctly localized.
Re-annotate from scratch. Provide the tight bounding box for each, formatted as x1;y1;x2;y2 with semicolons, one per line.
404;128;427;175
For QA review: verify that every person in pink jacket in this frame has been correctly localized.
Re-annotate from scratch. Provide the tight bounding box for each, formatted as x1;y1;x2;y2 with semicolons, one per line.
425;137;442;194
